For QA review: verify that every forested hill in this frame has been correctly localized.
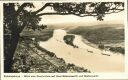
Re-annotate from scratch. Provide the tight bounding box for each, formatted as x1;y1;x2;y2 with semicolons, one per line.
68;24;124;44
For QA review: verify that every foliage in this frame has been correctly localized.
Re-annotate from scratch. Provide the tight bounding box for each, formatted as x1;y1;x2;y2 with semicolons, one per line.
98;44;105;50
4;3;46;34
109;47;124;54
4;2;124;34
50;2;124;21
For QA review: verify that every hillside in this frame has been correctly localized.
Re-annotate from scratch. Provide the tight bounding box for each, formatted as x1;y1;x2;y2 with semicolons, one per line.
68;24;124;54
68;24;124;43
12;37;90;73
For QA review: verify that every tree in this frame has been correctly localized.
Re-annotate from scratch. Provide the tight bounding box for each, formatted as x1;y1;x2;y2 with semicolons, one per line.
4;2;124;72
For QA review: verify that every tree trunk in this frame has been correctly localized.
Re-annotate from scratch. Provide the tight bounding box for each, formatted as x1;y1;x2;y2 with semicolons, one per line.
4;33;20;72
4;3;21;72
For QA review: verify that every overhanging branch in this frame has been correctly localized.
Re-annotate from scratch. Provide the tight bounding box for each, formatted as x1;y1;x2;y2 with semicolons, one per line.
36;12;98;17
33;3;52;14
35;8;124;17
16;3;33;15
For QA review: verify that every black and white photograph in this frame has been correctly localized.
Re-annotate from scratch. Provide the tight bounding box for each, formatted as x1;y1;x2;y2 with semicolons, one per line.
3;1;125;74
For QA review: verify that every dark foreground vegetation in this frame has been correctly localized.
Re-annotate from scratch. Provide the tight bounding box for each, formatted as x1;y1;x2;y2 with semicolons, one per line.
12;37;90;73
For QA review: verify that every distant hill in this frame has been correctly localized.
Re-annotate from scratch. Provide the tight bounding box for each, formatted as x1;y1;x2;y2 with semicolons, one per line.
68;24;124;44
47;23;124;30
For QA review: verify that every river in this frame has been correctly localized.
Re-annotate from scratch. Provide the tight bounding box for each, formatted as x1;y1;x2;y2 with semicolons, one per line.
38;29;124;72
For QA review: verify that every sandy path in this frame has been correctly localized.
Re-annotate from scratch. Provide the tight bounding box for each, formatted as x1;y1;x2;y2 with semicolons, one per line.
39;29;124;72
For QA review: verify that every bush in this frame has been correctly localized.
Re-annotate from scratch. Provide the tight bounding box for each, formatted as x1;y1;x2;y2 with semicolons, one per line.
109;47;124;54
98;44;104;49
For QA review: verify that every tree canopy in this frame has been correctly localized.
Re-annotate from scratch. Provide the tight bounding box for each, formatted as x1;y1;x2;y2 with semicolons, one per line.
4;2;124;34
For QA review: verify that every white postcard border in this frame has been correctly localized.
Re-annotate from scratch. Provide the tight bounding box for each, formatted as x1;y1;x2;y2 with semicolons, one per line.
0;0;128;80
